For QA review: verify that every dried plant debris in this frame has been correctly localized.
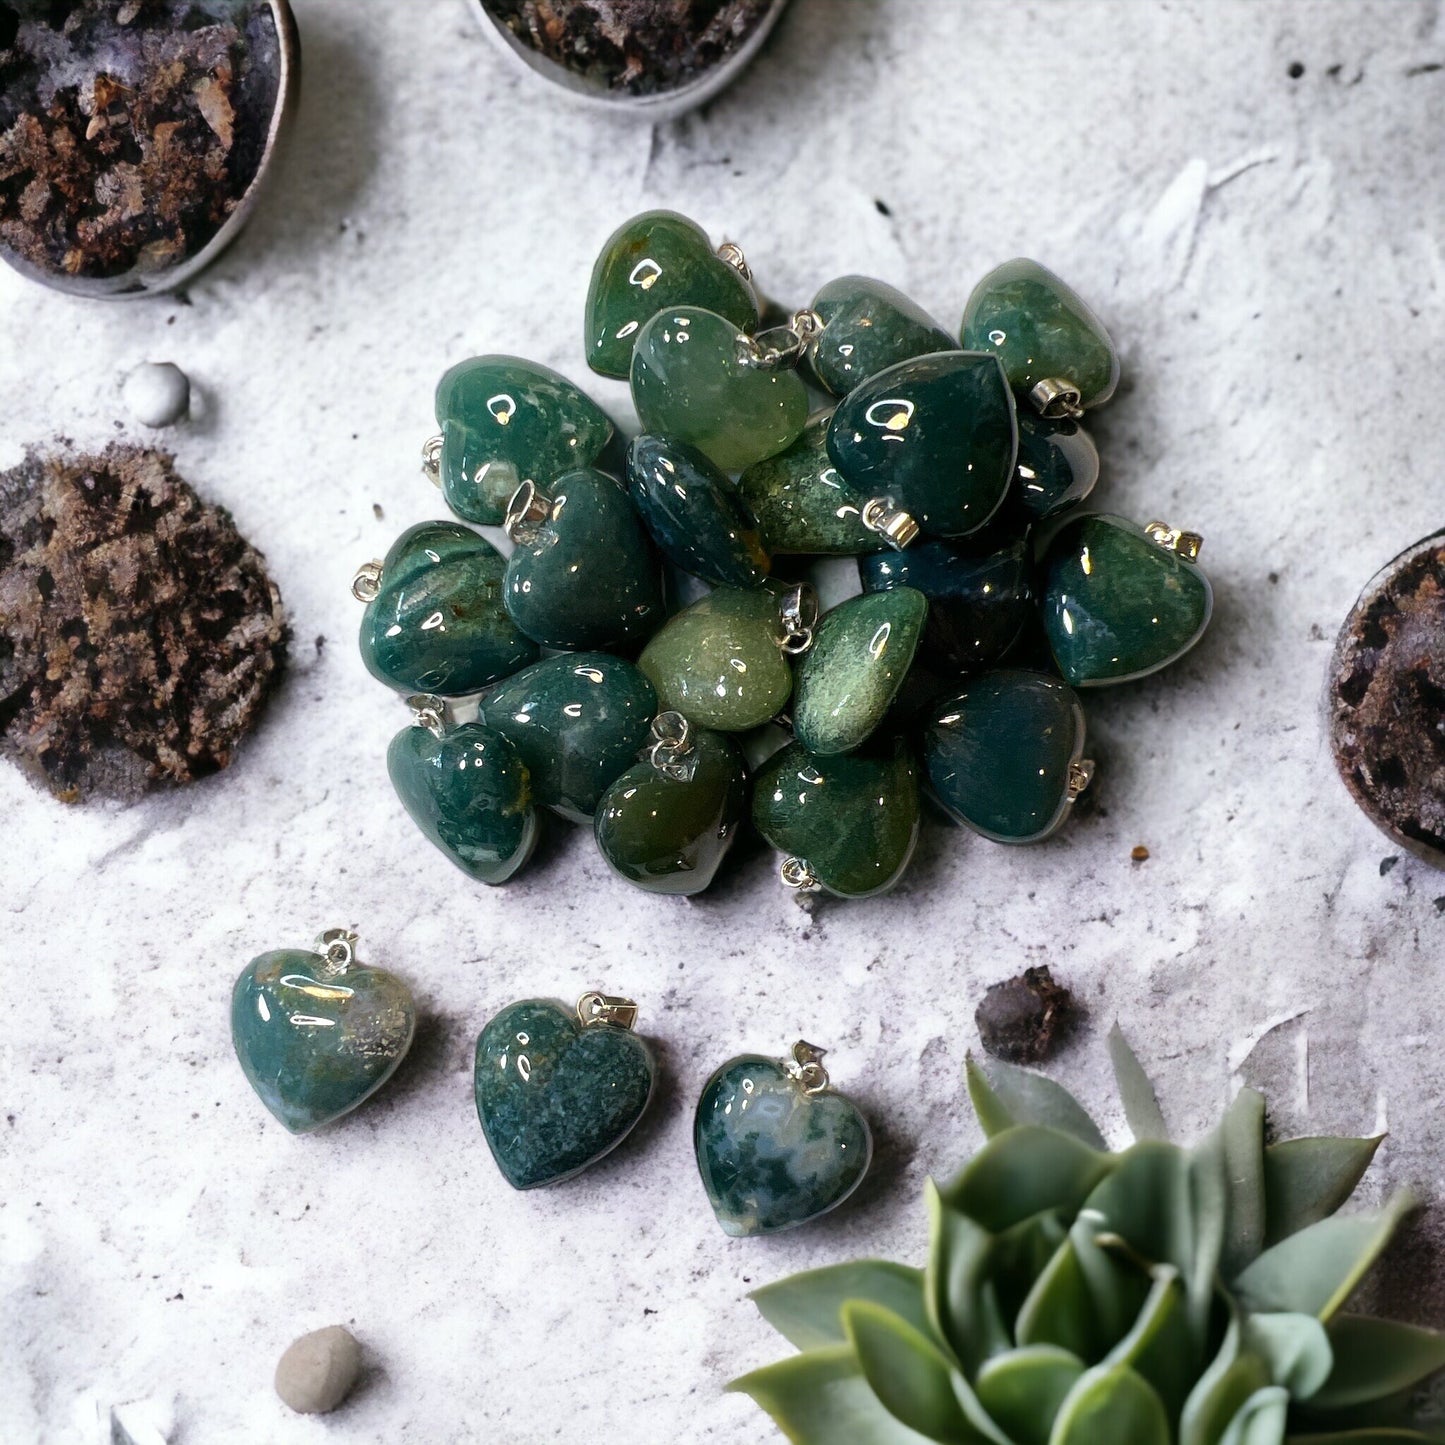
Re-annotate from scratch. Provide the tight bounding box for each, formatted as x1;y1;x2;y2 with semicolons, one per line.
0;0;281;284
483;0;776;96
975;965;1078;1064
0;443;287;803
1330;530;1445;862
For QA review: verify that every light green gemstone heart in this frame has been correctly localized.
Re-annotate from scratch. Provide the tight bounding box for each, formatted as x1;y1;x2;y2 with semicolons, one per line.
585;210;758;379
631;306;810;473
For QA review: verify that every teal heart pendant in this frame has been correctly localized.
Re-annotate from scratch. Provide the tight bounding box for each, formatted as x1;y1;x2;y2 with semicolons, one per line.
474;993;656;1189
356;521;539;697
503;469;665;651
387;697;539;884
695;1042;872;1236
1040;514;1213;686
231;930;416;1134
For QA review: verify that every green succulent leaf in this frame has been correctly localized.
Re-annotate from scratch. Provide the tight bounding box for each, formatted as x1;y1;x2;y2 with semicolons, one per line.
1219;1088;1268;1278
1286;1433;1445;1443
925;1182;1009;1372
1241;1313;1333;1399
730;1344;940;1444
1310;1315;1445;1410
975;1346;1084;1445
844;1301;1002;1443
966;1055;1108;1152
1219;1385;1290;1445
988;1211;1070;1340
752;1261;932;1353
1233;1192;1417;1322
1069;1210;1152;1346
1183;1352;1274;1445
1105;1265;1198;1420
1015;1232;1103;1361
1108;1024;1169;1142
1263;1136;1385;1247
940;1126;1113;1232
1048;1362;1171;1445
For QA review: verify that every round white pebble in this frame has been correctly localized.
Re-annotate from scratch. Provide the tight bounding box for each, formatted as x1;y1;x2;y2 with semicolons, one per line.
122;362;191;428
274;1325;363;1414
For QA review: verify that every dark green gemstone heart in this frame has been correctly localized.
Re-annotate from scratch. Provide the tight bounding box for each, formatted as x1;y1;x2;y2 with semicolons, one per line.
358;521;539;696
923;669;1087;843
480;653;657;823
593;730;748;895
631;306;810;473
695;1056;872;1236
474;998;655;1189
231;949;416;1134
827;350;1017;538
859;532;1033;675
752;737;920;898
626;434;770;589
1041;514;1213;686
810;274;956;396
503;468;665;651
961;257;1119;409
737;409;878;556
1011;409;1099;522
793;588;928;756
387;719;538;883
585;210;758;379
434;355;618;524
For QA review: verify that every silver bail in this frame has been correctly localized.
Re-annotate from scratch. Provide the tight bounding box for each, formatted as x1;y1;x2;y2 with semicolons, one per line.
504;479;554;543
860;498;920;550
777;582;820;655
1029;377;1084;420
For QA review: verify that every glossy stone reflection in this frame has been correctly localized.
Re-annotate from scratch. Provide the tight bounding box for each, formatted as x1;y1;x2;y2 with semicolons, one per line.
358;521;538;696
585;211;758;379
626;434;770;588
631;306;809;473
474;998;655;1189
810;275;956;396
232;946;416;1134
387;719;538;883
503;468;665;650
752;737;920;898
924;670;1087;844
826;351;1017;538
480;653;657;822
434;355;618;524
1010;409;1100;522
695;1055;872;1236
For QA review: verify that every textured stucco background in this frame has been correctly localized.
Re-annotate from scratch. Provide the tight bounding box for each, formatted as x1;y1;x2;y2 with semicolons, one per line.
1;1;1443;1440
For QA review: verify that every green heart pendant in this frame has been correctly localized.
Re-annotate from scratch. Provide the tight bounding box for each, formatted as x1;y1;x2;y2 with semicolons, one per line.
474;994;656;1189
1040;514;1213;686
231;930;416;1134
387;699;539;884
585;210;758;379
356;521;539;696
502;468;665;651
695;1042;872;1236
809;274;956;397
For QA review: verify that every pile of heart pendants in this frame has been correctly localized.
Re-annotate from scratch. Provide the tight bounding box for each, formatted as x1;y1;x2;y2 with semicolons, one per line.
356;211;1215;900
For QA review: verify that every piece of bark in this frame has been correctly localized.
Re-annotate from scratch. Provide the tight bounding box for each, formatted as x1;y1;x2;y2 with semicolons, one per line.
975;966;1078;1065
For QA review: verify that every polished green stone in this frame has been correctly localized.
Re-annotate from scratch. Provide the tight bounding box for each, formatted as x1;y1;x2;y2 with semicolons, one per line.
232;948;416;1134
1041;514;1213;686
631;306;810;473
752;737;920;898
503;468;665;650
593;730;748;895
435;355;618;525
585;210;759;380
793;588;928;755
961;258;1119;409
826;351;1017;538
924;669;1087;843
637;587;792;731
1012;409;1099;521
737;409;878;555
695;1055;872;1236
359;521;539;696
810;274;956;396
626;434;770;588
474;999;655;1189
480;653;657;823
387;719;538;883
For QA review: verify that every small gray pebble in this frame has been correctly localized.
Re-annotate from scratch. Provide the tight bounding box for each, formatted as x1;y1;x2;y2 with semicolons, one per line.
274;1325;363;1414
122;362;191;428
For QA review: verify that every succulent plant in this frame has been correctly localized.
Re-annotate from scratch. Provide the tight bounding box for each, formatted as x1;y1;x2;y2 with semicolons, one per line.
732;1027;1445;1444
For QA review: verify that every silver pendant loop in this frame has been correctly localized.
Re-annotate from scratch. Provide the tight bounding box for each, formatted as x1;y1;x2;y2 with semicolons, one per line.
315;927;359;975
504;479;555;544
577;992;640;1032
1029;376;1085;420
648;710;697;781
735;309;824;372
1067;759;1095;799
351;559;383;603
785;1039;830;1094
421;433;443;486
779;855;821;892
715;239;752;283
407;693;449;737
776;582;820;656
1144;521;1204;562
860;498;921;550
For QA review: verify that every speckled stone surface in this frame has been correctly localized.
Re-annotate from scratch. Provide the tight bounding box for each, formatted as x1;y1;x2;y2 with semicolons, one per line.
3;2;1445;1441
